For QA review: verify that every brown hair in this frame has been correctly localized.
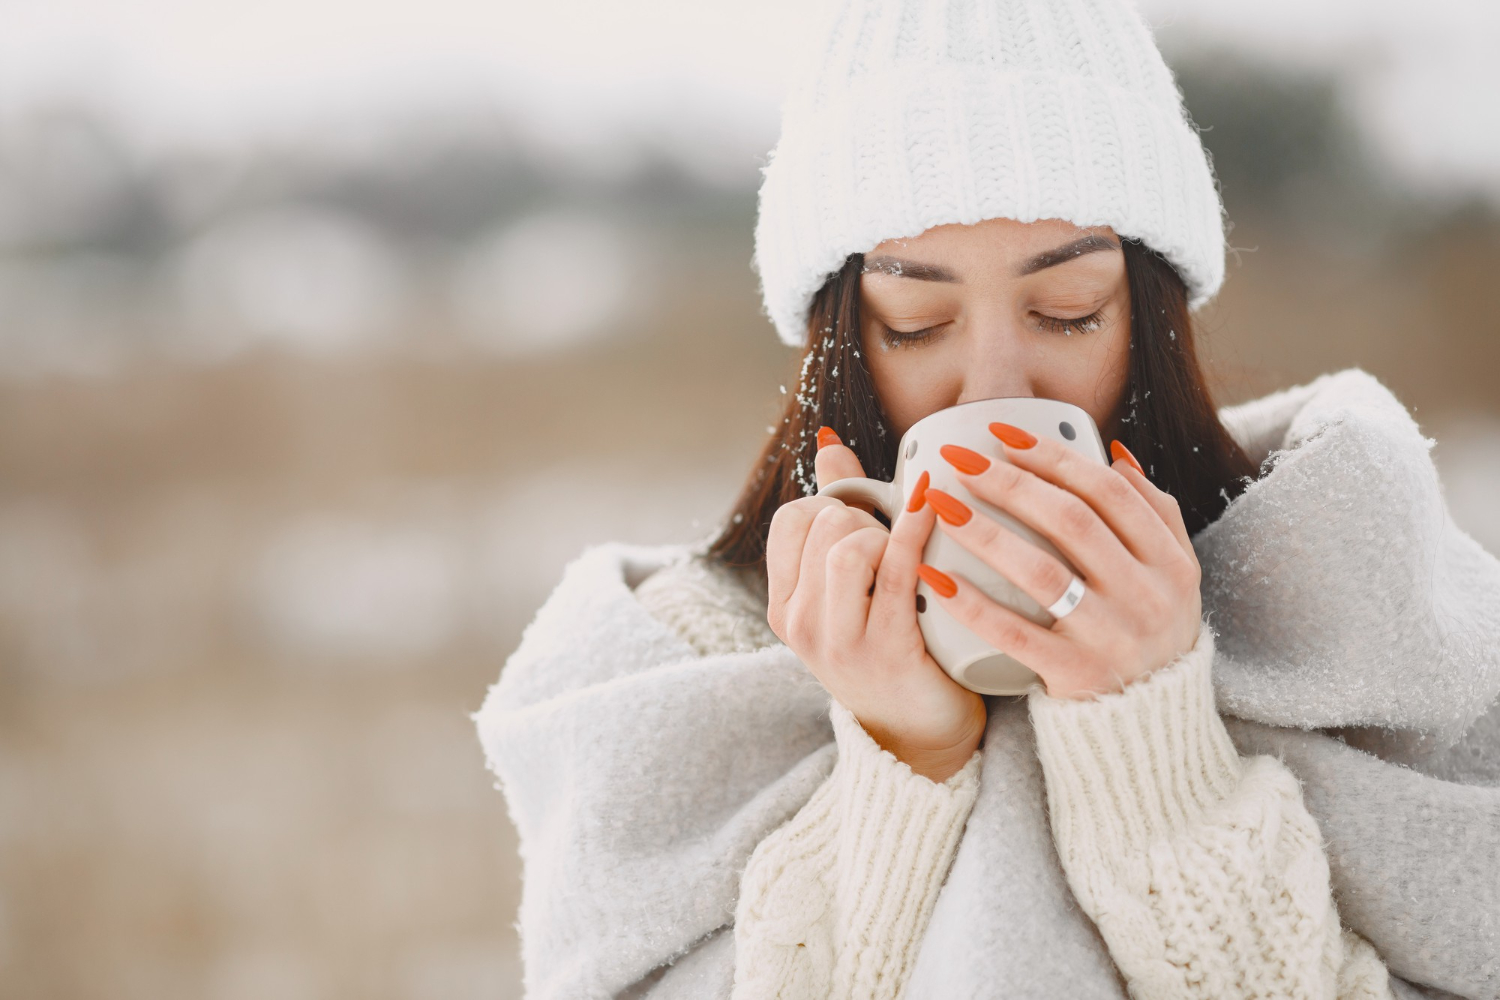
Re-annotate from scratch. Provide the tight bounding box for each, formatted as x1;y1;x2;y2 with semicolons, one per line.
708;238;1259;575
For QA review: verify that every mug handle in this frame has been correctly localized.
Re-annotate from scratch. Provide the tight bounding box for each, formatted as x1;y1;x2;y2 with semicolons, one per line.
817;477;902;519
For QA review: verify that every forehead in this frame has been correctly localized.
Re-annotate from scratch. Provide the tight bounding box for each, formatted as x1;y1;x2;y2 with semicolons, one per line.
868;217;1118;260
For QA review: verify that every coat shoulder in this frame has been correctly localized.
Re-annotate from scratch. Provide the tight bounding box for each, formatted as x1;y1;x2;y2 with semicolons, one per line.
633;551;779;657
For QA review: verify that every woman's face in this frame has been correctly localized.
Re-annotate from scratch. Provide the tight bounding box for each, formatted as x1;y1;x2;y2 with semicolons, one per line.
858;217;1132;443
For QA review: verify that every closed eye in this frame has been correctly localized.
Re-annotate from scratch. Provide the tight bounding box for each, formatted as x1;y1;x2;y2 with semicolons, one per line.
877;323;943;350
881;309;1106;348
1034;309;1106;336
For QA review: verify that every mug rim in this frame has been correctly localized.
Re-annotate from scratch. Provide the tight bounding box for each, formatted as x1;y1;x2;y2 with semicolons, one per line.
899;394;1095;441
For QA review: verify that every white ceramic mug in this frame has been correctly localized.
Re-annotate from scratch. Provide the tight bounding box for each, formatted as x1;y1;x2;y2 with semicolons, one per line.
817;396;1108;696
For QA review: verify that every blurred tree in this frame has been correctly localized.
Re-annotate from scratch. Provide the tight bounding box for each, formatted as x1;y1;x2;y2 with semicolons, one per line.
1170;52;1404;243
0;107;171;254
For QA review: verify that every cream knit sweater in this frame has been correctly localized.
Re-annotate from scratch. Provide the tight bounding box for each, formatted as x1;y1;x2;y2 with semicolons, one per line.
634;555;1395;1000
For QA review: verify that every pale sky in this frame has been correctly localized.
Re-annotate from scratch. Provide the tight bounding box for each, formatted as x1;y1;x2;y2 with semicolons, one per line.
0;0;1495;197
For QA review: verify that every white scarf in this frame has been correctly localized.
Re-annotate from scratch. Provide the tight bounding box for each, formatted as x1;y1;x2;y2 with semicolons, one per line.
474;367;1500;999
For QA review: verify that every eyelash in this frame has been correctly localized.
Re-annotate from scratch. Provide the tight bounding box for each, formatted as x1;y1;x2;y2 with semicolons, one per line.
1035;309;1107;337
878;309;1107;349
878;325;940;349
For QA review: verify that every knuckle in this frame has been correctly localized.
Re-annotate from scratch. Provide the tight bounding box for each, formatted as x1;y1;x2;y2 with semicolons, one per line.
1058;496;1096;539
799;508;839;545
1102;471;1138;508
961;594;1029;654
992;617;1030;654
1033;555;1073;597
992;461;1025;490
783;607;815;648
769;498;817;533
852;524;889;551
771;498;807;523
811;502;853;532
874;562;908;596
1172;552;1203;587
825;537;871;576
836;509;867;536
1139;586;1172;621
1050;442;1080;474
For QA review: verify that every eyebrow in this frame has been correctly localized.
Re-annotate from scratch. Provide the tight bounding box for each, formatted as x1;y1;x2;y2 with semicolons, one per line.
861;233;1121;284
861;255;960;282
1016;233;1121;276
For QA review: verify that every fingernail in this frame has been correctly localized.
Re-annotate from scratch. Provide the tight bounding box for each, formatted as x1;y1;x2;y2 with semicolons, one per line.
906;469;930;512
916;563;958;599
939;443;990;475
923;488;972;526
817;426;841;450
1110;439;1145;476
988;422;1037;449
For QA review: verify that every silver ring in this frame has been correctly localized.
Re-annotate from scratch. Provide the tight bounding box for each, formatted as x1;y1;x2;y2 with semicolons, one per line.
1046;575;1086;621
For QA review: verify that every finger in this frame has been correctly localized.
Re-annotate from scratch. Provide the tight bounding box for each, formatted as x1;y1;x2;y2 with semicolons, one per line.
1110;453;1195;559
813;426;867;491
924;567;1074;682
932;449;1135;585
823;526;889;642
975;431;1183;566
795;502;878;618
924;486;1096;623
870;471;936;624
766;496;846;612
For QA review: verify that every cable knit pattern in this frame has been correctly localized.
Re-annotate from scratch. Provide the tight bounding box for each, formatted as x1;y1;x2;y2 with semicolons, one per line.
1029;619;1393;999
633;552;779;656
733;698;982;999
478;371;1500;999
754;0;1227;345
638;556;1395;999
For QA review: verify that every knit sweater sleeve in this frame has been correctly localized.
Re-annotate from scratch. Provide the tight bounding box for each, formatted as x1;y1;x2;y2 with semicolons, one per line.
634;555;983;998
730;696;982;1000
1026;619;1396;1000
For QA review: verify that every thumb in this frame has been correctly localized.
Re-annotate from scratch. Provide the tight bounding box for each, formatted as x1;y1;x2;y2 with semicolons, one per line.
814;425;868;491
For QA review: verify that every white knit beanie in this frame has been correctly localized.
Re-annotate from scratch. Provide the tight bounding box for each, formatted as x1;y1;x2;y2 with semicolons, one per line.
753;0;1226;347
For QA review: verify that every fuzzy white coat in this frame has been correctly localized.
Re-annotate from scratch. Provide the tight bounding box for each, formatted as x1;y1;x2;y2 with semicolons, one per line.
475;368;1500;999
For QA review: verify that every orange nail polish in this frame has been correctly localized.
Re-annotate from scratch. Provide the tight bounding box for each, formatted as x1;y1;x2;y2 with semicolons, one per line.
916;563;958;599
988;422;1037;449
924;488;972;526
817;426;841;450
1110;439;1145;476
939;443;991;475
906;469;930;512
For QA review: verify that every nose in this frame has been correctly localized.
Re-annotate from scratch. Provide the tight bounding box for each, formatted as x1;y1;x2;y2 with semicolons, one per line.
955;325;1036;403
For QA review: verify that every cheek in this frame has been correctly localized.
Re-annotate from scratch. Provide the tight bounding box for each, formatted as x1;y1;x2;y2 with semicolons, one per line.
1038;313;1128;422
861;332;957;435
1070;312;1132;424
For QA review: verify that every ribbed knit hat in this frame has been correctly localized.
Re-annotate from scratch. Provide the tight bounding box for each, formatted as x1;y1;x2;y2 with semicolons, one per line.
753;0;1226;347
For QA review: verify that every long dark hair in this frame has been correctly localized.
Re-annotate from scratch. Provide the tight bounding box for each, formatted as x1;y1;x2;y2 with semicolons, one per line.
708;239;1259;575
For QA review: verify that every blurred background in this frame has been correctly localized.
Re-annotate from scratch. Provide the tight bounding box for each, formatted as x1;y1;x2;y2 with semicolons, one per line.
1;0;1497;997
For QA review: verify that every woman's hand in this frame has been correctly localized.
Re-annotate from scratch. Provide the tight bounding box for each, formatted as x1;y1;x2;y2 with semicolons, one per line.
922;427;1203;700
765;429;987;783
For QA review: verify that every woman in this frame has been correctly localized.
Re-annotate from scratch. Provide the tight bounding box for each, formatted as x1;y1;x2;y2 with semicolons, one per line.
475;1;1500;997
